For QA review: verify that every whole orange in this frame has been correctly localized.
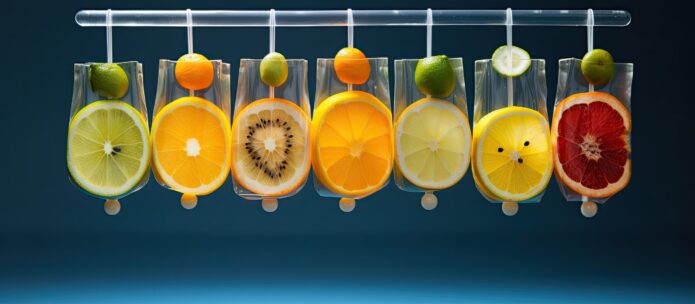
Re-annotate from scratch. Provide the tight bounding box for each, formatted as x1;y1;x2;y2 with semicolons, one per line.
333;47;370;85
175;53;214;90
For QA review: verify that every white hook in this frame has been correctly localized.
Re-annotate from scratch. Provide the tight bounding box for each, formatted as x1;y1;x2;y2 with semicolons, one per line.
106;9;113;63
426;8;433;57
347;8;354;48
269;9;276;53
587;8;594;52
186;9;193;54
505;8;513;107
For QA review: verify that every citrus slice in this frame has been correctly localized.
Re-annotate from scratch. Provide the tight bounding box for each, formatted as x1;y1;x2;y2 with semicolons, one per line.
395;98;471;190
552;92;631;198
491;45;531;77
472;106;553;201
231;98;310;197
311;90;394;197
151;96;231;195
67;101;149;198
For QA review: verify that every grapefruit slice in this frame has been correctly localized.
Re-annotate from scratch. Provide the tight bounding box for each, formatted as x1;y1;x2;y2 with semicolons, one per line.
551;92;631;198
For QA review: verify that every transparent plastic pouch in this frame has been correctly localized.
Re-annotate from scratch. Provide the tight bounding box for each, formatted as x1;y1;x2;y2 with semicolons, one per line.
67;61;149;214
472;59;552;215
151;59;232;209
313;57;393;211
231;59;311;212
552;58;633;216
393;58;471;210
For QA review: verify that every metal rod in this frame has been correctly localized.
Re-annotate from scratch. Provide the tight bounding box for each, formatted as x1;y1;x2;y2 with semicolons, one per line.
75;9;631;27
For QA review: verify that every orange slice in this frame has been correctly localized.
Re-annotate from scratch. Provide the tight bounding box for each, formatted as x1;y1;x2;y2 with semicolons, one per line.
311;91;394;197
151;96;231;195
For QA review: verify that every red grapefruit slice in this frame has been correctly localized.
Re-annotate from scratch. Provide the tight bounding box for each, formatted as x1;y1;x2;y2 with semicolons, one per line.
551;92;631;198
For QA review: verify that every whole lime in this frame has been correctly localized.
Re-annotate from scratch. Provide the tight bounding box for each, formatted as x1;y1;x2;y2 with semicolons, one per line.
89;63;129;99
260;52;289;87
581;49;615;86
415;55;455;97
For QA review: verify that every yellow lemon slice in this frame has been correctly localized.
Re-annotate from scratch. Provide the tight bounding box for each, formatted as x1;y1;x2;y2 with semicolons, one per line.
311;91;394;197
67;101;150;198
472;106;552;201
151;96;231;195
395;98;471;190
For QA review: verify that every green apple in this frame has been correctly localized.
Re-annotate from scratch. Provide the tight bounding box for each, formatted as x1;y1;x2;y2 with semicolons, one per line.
581;49;614;86
260;52;288;87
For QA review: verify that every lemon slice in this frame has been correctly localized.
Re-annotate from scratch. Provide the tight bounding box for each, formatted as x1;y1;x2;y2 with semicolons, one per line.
472;106;552;201
311;91;394;197
151;96;231;195
395;98;471;190
67;101;150;198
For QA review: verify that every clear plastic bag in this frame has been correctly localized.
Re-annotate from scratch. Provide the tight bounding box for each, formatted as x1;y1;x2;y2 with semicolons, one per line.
312;57;393;212
552;58;633;216
67;61;149;215
151;59;232;209
393;58;471;210
231;58;311;212
472;58;552;215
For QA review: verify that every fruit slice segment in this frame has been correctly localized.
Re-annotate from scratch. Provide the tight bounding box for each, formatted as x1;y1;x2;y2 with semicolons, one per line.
491;45;531;77
311;91;394;197
395;98;471;190
472;106;553;201
231;98;310;197
552;92;631;198
67;101;150;198
151;96;231;195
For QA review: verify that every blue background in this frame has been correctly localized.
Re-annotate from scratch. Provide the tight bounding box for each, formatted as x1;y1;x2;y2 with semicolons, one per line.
3;0;694;302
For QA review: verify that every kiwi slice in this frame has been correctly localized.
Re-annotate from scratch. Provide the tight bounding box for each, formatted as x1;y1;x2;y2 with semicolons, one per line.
231;98;310;197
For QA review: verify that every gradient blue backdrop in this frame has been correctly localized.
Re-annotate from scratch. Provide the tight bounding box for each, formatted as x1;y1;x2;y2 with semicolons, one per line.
3;0;693;302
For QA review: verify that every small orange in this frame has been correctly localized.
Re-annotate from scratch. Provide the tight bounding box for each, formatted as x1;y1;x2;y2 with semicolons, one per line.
333;47;371;85
175;53;214;91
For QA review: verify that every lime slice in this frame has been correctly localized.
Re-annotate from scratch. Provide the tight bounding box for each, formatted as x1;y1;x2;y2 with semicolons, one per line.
395;98;471;190
67;101;150;198
491;45;531;77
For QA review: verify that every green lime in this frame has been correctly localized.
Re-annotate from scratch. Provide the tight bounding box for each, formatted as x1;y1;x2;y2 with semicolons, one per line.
260;52;289;87
67;101;150;198
491;45;531;77
89;63;129;99
581;49;615;86
414;55;456;97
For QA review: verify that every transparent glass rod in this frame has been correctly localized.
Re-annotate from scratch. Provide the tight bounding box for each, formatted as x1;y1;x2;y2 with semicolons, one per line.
75;9;631;27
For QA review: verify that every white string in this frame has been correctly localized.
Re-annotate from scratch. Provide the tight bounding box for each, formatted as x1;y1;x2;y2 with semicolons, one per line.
347;8;354;48
269;9;276;53
269;9;276;98
347;8;354;91
106;9;113;63
506;8;513;107
426;8;432;57
582;8;595;204
587;8;595;93
186;9;193;54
